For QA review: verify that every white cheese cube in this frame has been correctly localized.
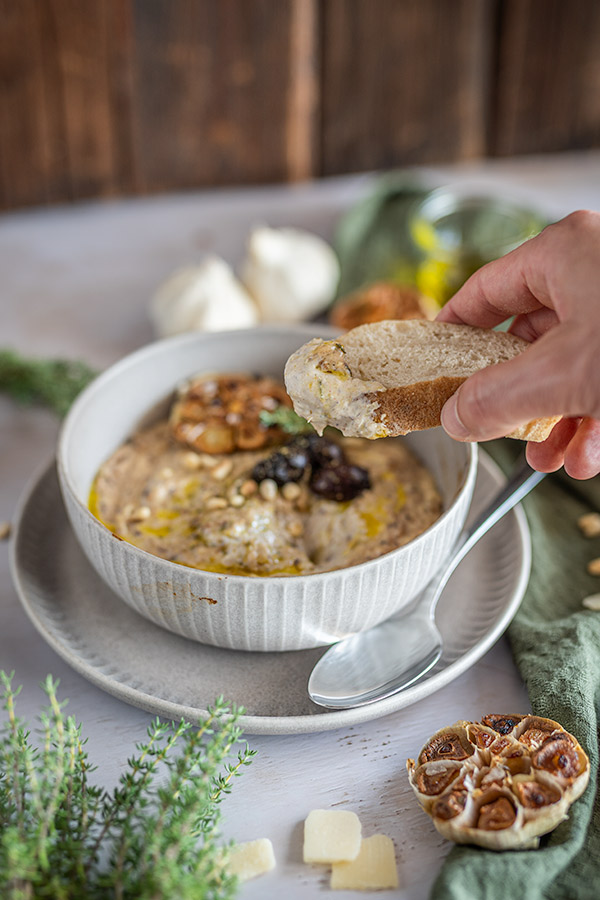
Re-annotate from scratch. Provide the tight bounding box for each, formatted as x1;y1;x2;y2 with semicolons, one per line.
303;809;362;864
225;838;276;882
330;834;398;891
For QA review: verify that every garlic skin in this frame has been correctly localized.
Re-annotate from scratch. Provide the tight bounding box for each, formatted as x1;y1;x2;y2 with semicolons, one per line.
241;226;340;323
150;257;259;338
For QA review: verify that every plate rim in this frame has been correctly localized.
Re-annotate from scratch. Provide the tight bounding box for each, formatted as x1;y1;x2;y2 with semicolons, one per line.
10;451;531;735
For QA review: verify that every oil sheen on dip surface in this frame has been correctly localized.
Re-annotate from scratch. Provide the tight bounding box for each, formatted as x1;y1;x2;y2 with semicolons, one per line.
89;373;442;576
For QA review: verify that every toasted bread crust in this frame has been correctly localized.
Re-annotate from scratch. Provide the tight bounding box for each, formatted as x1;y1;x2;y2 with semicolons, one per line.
368;379;560;442
367;376;468;435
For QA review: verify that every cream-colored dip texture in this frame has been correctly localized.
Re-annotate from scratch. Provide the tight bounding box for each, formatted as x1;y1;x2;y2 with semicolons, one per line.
284;339;389;439
90;423;441;577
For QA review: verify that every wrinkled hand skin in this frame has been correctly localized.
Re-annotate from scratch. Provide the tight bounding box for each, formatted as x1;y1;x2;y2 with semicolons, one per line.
437;210;600;479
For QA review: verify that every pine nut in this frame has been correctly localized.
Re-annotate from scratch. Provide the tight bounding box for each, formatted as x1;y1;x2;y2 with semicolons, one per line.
578;512;600;538
282;482;301;501
259;479;278;501
129;506;151;522
582;593;600;611
212;460;233;481
587;557;600;576
206;497;228;510
182;451;203;470
240;479;258;497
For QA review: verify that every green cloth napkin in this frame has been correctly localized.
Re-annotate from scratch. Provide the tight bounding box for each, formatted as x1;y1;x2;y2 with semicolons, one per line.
334;182;600;900
431;442;600;900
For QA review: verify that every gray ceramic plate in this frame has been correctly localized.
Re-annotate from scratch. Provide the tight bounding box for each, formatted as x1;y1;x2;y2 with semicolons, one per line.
11;452;530;735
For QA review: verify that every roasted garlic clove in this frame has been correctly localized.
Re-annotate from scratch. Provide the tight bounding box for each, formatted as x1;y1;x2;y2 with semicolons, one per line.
476;794;517;831
412;761;462;797
532;735;585;782
515;715;564;750
493;741;532;776
432;790;469;822
481;714;525;735
513;778;562;810
170;373;292;454
417;723;475;765
466;723;497;751
407;714;590;851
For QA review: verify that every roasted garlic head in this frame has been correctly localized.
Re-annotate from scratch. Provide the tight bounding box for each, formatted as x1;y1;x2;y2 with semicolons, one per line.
407;715;589;850
170;373;292;454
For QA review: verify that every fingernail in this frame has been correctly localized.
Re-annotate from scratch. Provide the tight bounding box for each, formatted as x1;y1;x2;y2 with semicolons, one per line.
441;392;471;439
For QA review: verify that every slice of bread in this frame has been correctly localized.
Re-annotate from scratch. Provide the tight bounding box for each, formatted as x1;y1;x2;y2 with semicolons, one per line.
284;319;560;442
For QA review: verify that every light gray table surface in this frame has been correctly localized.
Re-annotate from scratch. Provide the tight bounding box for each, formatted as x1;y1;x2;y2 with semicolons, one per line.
2;151;600;899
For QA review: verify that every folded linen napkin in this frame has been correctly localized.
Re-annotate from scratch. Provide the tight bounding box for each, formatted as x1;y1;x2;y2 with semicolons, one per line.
431;441;600;900
334;183;599;900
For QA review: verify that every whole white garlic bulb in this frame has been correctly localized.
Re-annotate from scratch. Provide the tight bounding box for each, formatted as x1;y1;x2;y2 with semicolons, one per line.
150;256;259;338
241;226;339;323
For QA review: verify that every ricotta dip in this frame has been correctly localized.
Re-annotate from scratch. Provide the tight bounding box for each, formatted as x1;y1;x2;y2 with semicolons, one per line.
90;377;442;577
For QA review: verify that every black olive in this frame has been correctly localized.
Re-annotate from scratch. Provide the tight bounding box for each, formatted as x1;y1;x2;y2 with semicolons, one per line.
310;464;371;502
251;451;306;486
310;438;346;468
289;434;346;468
283;444;310;470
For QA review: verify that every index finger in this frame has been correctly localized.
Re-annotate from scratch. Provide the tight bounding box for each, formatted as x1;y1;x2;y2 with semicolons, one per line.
436;228;552;328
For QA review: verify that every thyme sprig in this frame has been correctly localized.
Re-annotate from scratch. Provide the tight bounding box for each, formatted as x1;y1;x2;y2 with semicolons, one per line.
259;405;313;435
0;671;255;899
0;349;98;417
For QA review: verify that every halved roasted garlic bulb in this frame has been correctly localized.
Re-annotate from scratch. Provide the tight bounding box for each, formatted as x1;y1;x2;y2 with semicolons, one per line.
407;715;589;850
170;373;292;454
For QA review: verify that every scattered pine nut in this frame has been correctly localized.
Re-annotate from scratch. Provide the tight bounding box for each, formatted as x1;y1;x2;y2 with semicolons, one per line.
582;594;600;611
587;558;600;576
578;512;600;538
0;521;11;541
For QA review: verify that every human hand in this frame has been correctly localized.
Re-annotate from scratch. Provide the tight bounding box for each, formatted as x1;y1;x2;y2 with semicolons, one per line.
436;210;600;479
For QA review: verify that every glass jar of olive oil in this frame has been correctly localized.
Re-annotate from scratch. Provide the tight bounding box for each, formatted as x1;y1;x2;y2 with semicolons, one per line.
409;188;546;308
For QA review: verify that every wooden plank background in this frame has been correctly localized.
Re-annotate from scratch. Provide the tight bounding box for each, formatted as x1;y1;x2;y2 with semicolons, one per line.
1;0;599;210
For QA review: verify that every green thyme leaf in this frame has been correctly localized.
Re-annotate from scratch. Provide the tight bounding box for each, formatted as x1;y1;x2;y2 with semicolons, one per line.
0;671;255;898
259;405;313;435
0;349;98;418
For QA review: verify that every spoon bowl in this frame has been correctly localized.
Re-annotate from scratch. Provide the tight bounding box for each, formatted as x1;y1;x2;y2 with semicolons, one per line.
308;456;545;709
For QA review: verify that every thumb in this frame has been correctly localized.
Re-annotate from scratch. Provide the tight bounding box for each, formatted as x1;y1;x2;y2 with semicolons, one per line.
440;326;593;442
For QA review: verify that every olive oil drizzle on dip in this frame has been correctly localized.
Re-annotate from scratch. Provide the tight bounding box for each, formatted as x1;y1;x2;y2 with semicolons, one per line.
89;375;442;577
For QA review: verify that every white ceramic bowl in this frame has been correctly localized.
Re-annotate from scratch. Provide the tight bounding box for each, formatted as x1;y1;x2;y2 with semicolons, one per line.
57;326;477;651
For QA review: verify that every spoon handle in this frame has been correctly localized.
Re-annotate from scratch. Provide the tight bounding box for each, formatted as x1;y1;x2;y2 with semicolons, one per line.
430;457;546;612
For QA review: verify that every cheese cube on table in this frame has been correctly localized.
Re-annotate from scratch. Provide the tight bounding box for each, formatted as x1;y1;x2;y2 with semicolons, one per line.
303;809;362;864
225;838;276;882
330;834;398;891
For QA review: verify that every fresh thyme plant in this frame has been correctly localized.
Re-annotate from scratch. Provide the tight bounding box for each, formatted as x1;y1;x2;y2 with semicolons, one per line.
0;349;98;418
0;671;255;899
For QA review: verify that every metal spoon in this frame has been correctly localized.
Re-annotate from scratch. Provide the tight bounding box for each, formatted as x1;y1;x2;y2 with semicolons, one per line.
308;457;546;709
